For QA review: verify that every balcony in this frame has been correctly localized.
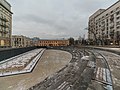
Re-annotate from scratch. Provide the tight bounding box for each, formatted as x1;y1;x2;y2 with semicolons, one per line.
116;21;120;26
110;17;114;21
0;24;9;28
110;24;114;29
2;31;9;34
116;13;120;17
101;25;105;31
0;17;8;22
109;32;114;37
0;29;9;34
116;35;120;40
110;22;114;26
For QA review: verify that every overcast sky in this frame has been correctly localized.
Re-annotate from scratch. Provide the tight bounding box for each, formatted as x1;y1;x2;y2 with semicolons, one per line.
7;0;118;39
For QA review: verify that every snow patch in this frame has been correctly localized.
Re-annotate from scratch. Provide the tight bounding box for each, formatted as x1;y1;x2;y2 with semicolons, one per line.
0;48;45;77
81;56;89;60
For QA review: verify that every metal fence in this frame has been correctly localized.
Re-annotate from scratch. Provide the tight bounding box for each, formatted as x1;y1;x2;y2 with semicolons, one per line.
0;47;37;61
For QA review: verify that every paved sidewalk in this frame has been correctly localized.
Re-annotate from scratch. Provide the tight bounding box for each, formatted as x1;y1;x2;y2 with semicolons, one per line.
94;47;120;52
83;46;120;55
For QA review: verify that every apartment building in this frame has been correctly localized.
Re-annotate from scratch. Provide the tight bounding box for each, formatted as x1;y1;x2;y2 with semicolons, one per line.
88;9;105;41
0;0;12;47
37;39;69;47
12;35;33;48
88;0;120;45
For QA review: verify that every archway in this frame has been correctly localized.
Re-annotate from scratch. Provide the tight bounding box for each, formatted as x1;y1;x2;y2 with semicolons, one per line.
0;40;5;46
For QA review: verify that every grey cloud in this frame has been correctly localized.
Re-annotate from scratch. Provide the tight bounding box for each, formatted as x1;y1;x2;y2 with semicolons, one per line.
14;14;69;31
8;0;117;39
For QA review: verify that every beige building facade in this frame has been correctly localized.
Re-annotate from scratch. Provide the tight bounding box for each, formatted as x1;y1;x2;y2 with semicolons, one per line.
12;35;33;48
88;1;120;45
37;40;69;47
0;0;12;47
88;9;105;41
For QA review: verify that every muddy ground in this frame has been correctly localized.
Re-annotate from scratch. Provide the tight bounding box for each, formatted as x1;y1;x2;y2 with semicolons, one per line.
0;50;72;90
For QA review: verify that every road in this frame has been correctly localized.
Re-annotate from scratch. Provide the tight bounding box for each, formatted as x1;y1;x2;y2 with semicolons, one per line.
29;47;95;90
0;47;120;90
98;50;120;90
29;47;116;90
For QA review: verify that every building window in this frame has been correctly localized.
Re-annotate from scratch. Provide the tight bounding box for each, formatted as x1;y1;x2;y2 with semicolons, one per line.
110;25;114;29
116;16;120;20
116;21;120;26
117;26;120;29
106;27;108;30
116;7;119;10
111;10;113;13
106;23;108;26
106;19;108;22
106;31;108;34
116;11;120;15
106;13;108;16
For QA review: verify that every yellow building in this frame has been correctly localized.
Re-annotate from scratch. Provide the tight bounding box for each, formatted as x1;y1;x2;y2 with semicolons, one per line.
37;39;69;47
0;0;13;47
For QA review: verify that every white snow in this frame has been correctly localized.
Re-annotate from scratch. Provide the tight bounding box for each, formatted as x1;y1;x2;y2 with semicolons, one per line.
0;48;45;77
81;56;89;60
